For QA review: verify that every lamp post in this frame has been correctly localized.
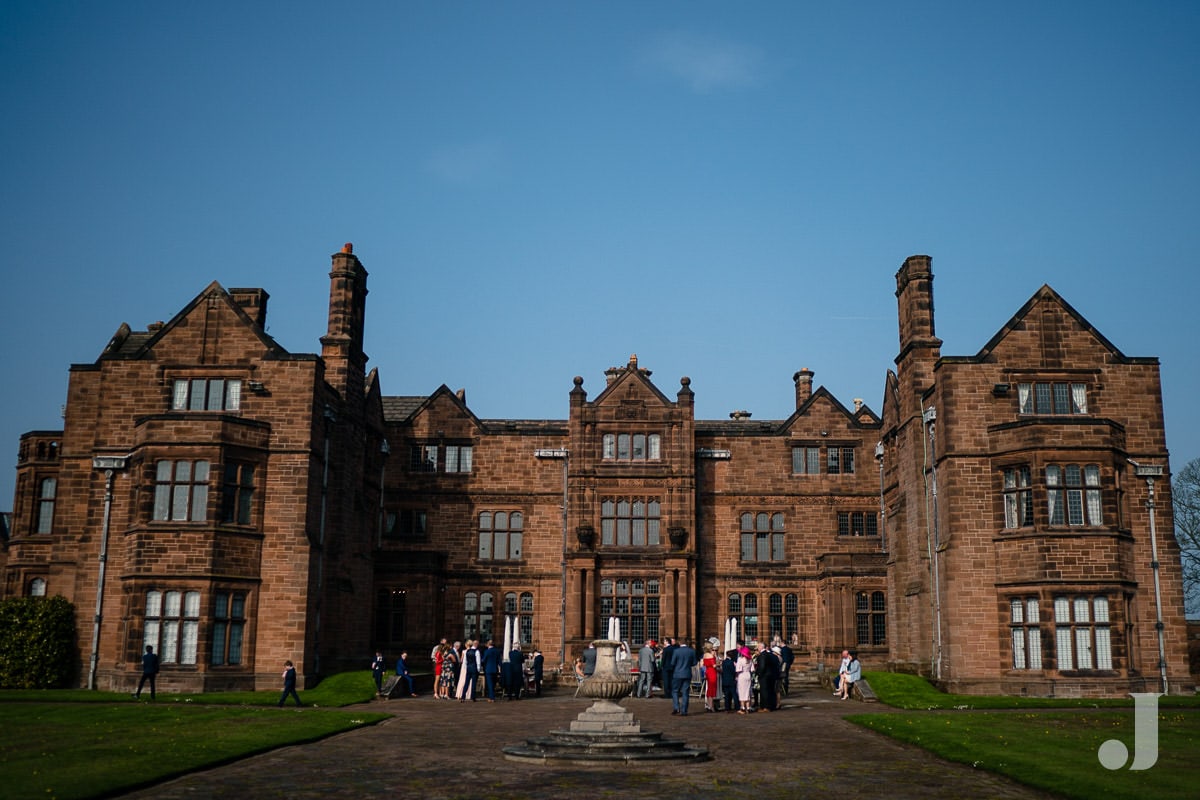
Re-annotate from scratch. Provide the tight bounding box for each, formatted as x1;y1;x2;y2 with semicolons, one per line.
1130;460;1168;694
534;448;568;673
89;455;128;690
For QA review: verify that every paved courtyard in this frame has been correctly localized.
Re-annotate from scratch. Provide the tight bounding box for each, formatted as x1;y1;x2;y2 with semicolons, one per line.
120;686;1059;800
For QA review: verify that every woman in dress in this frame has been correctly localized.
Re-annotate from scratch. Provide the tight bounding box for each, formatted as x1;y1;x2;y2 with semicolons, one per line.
433;644;445;699
702;645;719;712
735;647;754;714
439;643;459;699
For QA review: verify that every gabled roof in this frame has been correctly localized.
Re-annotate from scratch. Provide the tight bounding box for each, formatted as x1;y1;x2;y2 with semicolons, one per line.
781;385;881;429
401;385;485;429
589;356;675;408
97;281;290;361
963;284;1150;364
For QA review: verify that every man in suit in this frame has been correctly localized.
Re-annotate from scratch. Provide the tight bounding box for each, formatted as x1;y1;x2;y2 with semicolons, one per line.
660;637;679;701
637;639;656;698
463;640;480;701
481;639;502;702
668;639;698;716
756;643;781;711
133;645;159;700
395;651;416;696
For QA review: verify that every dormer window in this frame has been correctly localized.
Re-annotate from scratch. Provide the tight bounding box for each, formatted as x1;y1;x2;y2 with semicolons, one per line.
172;379;242;412
1017;382;1087;415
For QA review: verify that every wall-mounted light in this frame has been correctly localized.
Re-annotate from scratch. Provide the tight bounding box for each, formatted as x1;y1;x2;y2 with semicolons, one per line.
247;380;267;394
992;383;1011;396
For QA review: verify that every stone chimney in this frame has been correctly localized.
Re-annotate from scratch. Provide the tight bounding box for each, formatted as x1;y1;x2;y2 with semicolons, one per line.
894;255;942;416
793;368;814;408
229;288;269;328
321;243;369;403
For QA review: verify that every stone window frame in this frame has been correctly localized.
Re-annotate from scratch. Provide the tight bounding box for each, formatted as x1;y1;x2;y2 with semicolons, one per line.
35;476;57;534
383;508;428;538
408;443;473;474
477;510;524;561
1008;597;1044;670
790;445;855;475
210;590;248;666
739;511;785;563
219;462;257;527
600;497;662;547
143;588;201;666
600;578;660;644
1002;465;1034;529
152;459;211;522
855;590;887;646
1017;381;1088;416
170;377;243;412
767;592;799;644
1053;595;1113;671
601;432;662;462
463;591;495;642
1046;463;1103;527
727;591;762;642
837;510;879;537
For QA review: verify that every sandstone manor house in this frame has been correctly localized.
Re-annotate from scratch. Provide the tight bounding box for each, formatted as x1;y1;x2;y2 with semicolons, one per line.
2;246;1192;698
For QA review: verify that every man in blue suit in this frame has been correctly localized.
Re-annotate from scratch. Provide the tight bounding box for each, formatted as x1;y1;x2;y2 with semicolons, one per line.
668;639;698;716
481;639;502;702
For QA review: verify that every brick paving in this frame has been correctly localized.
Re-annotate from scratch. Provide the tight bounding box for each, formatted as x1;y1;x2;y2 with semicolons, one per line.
119;686;1059;800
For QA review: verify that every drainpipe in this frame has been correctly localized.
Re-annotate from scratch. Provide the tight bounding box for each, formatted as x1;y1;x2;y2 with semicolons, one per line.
88;455;128;690
875;441;887;553
314;406;336;676
923;408;944;681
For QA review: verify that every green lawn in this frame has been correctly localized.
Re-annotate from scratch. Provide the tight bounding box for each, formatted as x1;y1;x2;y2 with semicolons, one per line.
0;670;388;799
3;670;1197;800
851;672;1200;800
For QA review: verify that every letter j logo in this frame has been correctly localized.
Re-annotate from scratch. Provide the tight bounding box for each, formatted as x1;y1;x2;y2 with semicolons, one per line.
1097;693;1160;770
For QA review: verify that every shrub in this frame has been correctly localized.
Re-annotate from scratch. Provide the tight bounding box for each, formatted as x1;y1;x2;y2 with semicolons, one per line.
0;595;78;688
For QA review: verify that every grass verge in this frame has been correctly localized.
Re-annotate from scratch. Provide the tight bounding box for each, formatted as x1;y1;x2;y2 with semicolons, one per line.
851;672;1200;800
0;670;388;799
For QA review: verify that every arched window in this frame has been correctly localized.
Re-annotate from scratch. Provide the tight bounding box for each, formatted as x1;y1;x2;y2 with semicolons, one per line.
463;591;495;641
29;577;47;597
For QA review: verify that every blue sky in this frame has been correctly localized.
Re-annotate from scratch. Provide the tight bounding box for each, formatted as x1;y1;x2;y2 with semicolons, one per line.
2;2;1198;508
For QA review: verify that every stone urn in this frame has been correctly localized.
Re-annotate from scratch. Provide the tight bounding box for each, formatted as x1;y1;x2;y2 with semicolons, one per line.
578;639;633;705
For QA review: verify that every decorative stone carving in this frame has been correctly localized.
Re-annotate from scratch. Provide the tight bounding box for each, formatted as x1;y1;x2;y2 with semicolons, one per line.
668;527;688;549
575;525;596;549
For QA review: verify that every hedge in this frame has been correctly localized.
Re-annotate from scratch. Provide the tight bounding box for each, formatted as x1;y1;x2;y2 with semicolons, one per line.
0;595;78;688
